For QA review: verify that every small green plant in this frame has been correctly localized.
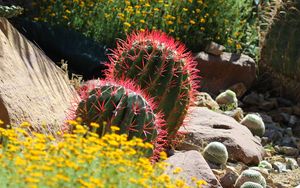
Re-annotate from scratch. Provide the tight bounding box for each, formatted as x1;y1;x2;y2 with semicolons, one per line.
241;182;264;188
202;141;228;165
240;114;265;137
215;90;238;110
235;169;267;188
106;30;199;142
0;5;23;18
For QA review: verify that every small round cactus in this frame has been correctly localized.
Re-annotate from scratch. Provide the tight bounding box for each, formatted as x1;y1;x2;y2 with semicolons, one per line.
258;160;272;170
240;114;265;137
240;182;264;188
203;141;228;165
215;90;238;110
235;169;266;188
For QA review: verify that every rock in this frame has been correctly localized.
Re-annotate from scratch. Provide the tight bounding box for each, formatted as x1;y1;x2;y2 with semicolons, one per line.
292;125;300;138
215;90;238;109
274;182;290;188
243;92;264;106
288;115;298;127
275;146;299;156
293;105;300;116
0;18;77;132
277;97;293;107
279;107;294;114
297;157;300;166
222;108;244;122
286;157;299;170
205;41;225;56
195;52;256;95
177;107;264;165
165;150;222;188
228;83;247;98
220;170;239;188
272;161;287;173
259;99;278;111
193;92;220;110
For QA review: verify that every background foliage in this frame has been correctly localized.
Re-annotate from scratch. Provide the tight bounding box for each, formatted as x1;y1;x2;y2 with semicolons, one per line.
26;0;258;58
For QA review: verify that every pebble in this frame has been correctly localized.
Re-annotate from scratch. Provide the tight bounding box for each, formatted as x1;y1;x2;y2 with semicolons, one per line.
272;161;287;173
286;157;299;170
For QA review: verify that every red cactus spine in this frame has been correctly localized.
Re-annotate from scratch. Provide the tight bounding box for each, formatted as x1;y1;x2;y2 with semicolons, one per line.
106;30;199;141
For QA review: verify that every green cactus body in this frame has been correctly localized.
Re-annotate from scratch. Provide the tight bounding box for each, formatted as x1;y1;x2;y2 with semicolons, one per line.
215;89;238;109
240;114;265;137
70;79;166;145
203;141;228;165
106;30;199;140
240;182;264;188
235;169;267;188
258;160;272;170
0;5;23;18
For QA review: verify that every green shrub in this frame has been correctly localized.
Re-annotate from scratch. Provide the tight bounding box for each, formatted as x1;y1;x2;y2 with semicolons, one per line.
27;0;258;57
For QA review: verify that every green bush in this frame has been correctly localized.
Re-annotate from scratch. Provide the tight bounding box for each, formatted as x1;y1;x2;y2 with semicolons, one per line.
27;0;258;57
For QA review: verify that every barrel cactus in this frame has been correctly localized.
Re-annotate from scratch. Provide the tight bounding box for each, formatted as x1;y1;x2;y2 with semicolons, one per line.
240;114;265;137
235;169;267;188
240;182;264;188
106;30;199;140
258;160;272;170
203;141;228;165
0;5;23;18
68;79;166;147
215;89;238;110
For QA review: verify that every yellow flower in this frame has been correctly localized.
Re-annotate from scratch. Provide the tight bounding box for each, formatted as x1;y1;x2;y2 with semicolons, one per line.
90;122;100;128
124;22;131;27
183;8;188;12
20;121;31;128
236;43;242;50
200;18;206;23
167;21;173;25
190;20;196;25
110;126;120;132
65;9;71;14
140;19;145;24
172;167;182;174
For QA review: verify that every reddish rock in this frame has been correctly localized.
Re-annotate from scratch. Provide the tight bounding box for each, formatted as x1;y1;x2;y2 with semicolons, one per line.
165;150;222;188
195;51;256;95
177;107;264;165
0;18;78;133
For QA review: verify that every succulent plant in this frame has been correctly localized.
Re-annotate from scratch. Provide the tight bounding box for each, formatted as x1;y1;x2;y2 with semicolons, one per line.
203;141;228;165
240;182;264;188
0;5;23;18
67;79;167;156
258;160;272;170
215;89;238;110
240;114;265;137
106;30;199;140
235;169;266;188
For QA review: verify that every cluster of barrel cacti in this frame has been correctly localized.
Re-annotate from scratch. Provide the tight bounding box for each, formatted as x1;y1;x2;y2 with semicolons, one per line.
67;30;199;160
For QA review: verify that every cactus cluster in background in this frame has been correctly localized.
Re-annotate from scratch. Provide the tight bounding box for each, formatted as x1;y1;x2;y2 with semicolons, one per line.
0;5;23;18
235;169;267;188
106;30;199;141
240;114;265;137
203;141;228;166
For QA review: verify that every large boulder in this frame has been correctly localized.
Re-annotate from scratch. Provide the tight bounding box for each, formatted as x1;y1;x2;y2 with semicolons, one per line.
0;18;78;133
195;52;256;95
165;150;222;188
177;107;264;165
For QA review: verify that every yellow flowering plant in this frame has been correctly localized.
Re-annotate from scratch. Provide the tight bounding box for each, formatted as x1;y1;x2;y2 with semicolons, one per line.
27;0;258;58
0;120;206;188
